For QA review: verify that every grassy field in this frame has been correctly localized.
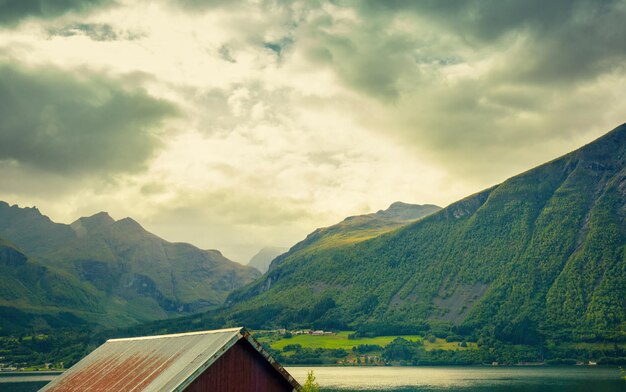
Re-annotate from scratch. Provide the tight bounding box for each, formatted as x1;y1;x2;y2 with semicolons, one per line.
268;331;421;350
260;331;476;351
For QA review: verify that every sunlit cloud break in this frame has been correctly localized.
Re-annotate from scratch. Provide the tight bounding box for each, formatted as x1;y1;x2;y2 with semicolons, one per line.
1;0;625;262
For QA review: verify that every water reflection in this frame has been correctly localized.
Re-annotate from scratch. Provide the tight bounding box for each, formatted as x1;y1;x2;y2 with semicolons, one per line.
0;372;59;392
0;367;623;392
285;366;624;392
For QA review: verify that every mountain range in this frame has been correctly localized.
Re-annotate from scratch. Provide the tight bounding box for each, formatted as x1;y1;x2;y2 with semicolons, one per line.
0;203;260;332
217;123;626;344
2;123;626;366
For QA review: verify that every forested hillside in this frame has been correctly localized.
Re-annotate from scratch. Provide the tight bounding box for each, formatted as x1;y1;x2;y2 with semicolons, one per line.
0;204;260;331
221;124;626;344
10;124;626;368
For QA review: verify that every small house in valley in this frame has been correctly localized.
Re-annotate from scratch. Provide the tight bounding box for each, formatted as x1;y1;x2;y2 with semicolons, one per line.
40;327;300;391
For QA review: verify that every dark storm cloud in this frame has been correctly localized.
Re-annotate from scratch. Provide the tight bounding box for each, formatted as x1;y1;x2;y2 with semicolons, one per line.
0;63;179;176
47;23;144;41
298;20;429;100
360;1;619;34
287;0;626;102
231;0;619;183
359;0;581;41
356;0;626;86
119;0;626;184
0;0;114;26
169;0;243;11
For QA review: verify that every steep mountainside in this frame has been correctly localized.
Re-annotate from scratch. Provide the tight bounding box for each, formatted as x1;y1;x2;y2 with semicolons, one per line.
248;203;440;275
248;247;288;273
0;238;103;334
270;202;441;270
223;124;626;343
0;204;75;255
0;203;260;329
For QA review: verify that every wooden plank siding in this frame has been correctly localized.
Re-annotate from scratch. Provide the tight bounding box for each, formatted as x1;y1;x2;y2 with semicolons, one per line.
184;339;296;392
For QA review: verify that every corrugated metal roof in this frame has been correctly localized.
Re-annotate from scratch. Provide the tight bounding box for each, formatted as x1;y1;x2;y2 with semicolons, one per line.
40;327;300;391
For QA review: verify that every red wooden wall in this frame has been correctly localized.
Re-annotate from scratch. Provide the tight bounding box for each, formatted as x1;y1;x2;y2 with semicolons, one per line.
184;339;296;391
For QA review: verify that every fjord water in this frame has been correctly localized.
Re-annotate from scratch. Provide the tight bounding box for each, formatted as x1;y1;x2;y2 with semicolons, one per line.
0;372;58;392
1;367;623;391
286;366;625;392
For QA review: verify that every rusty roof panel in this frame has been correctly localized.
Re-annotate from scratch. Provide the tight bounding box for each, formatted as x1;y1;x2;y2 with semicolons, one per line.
40;327;244;392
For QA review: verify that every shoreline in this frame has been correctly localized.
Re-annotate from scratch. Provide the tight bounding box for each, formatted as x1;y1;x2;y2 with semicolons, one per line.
1;363;616;373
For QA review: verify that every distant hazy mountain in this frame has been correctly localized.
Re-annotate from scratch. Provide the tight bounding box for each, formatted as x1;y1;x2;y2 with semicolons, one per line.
0;203;260;330
221;123;626;344
248;247;288;273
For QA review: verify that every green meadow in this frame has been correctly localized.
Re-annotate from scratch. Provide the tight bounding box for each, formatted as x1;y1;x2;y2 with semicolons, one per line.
259;331;476;352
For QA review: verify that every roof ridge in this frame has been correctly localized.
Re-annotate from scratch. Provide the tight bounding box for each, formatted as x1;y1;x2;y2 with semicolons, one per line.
107;327;244;342
42;326;301;391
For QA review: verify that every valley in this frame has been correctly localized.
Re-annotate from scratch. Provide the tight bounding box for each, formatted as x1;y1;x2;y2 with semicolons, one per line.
1;125;625;371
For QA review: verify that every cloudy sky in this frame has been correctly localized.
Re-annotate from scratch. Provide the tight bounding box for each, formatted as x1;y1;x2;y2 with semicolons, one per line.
1;0;625;263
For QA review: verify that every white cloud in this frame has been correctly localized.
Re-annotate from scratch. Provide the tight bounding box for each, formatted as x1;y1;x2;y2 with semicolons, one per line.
1;0;625;263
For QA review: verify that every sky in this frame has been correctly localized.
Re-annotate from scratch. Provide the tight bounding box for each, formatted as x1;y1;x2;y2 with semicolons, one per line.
1;0;625;263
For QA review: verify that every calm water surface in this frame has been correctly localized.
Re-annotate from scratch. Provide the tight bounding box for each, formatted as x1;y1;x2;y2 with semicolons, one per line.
286;366;625;392
0;367;623;391
0;372;59;392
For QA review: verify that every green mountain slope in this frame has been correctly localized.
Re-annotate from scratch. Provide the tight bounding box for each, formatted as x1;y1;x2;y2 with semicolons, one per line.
0;239;103;334
0;204;261;329
0;204;75;254
270;202;441;268
223;124;626;343
247;203;440;275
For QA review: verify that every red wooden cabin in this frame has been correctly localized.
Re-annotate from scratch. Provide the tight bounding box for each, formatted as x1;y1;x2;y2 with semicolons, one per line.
41;327;300;391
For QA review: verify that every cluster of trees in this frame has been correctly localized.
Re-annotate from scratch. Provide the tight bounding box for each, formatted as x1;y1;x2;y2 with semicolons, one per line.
351;344;382;354
379;337;517;365
0;330;97;369
3;324;625;369
379;337;626;366
272;344;348;364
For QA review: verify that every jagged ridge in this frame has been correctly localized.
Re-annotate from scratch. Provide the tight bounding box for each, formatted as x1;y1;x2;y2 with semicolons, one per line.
0;204;260;329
